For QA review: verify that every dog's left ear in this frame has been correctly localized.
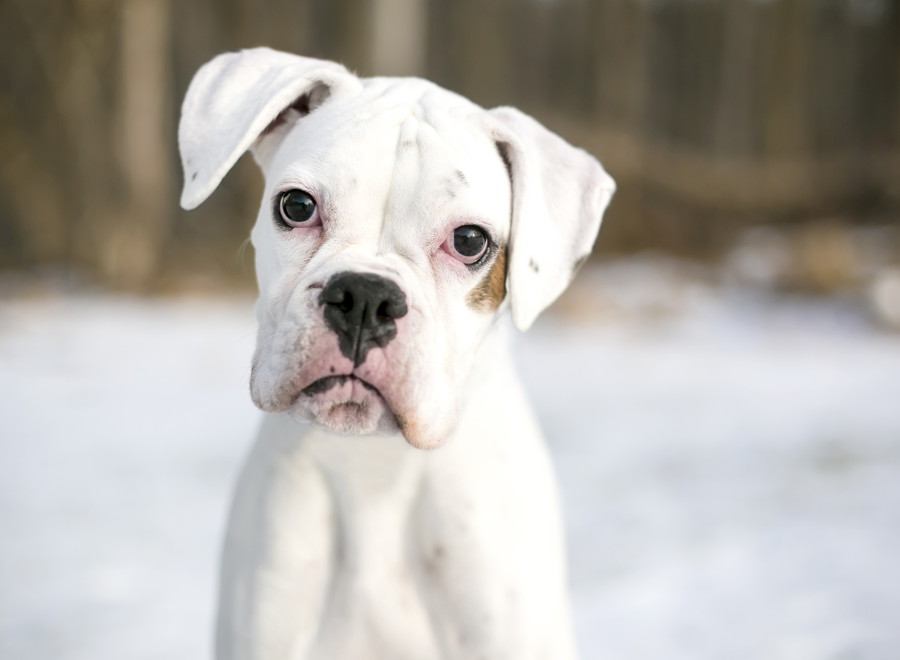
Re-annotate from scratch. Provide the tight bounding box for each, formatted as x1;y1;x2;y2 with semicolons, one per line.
178;47;362;210
488;107;615;331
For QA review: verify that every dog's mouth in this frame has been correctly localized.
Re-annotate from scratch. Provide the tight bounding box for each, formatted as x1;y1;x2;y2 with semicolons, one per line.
301;374;379;397
295;374;393;434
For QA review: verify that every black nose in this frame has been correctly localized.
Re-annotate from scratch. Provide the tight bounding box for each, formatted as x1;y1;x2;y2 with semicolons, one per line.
319;272;408;366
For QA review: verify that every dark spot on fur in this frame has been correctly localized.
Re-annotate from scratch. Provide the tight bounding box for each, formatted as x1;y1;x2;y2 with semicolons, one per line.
444;170;468;199
424;543;446;575
191;171;198;181
528;258;539;273
467;246;508;312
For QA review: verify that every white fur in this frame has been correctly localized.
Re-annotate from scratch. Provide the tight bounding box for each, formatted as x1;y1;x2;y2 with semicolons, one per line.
178;48;614;659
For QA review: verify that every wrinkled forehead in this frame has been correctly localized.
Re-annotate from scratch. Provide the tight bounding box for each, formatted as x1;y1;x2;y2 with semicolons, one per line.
267;78;512;237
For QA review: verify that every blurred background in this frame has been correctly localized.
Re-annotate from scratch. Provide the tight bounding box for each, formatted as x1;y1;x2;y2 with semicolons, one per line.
2;0;899;659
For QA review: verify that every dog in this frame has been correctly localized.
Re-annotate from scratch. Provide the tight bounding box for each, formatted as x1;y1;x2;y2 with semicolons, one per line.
178;47;614;660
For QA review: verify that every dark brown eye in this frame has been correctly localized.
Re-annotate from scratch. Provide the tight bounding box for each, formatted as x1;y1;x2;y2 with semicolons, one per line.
444;225;489;264
277;189;319;228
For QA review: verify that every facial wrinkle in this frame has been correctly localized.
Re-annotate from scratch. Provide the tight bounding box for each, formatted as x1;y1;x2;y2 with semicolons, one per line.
378;113;424;253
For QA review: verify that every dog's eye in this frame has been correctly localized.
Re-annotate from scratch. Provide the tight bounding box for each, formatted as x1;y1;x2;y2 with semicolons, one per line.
443;225;490;265
277;189;320;228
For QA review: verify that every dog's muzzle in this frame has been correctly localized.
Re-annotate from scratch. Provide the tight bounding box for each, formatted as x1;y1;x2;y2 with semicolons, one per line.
319;272;408;366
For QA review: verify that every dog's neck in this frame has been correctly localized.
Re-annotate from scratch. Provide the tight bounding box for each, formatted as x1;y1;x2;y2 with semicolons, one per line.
247;321;525;570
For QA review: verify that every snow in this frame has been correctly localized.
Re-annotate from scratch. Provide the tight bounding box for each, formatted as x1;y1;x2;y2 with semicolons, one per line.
2;265;899;660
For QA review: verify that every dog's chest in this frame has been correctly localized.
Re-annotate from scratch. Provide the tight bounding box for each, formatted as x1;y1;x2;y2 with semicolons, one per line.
306;436;442;659
309;554;439;660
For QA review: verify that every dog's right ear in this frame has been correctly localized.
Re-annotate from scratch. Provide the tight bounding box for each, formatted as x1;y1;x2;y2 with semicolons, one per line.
178;47;361;210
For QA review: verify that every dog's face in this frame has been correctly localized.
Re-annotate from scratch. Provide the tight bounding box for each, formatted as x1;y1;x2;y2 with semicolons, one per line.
179;49;614;448
249;81;514;448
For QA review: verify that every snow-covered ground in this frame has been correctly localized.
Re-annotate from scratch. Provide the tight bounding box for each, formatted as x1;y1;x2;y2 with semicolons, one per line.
2;262;900;660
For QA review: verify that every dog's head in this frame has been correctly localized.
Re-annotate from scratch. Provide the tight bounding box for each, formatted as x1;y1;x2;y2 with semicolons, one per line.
179;48;614;449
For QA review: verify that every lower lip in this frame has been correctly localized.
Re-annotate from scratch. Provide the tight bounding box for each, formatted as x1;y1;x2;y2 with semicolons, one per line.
298;374;387;414
297;374;391;432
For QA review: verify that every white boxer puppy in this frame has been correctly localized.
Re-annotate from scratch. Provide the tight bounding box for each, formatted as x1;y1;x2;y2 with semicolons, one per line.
179;48;614;660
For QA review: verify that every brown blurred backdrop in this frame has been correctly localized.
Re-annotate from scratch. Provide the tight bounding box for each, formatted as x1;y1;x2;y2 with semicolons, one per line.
1;0;898;292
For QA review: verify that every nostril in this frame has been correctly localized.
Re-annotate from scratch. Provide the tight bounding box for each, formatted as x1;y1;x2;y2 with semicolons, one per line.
375;298;408;321
338;291;354;314
320;271;407;365
320;272;407;323
385;298;408;320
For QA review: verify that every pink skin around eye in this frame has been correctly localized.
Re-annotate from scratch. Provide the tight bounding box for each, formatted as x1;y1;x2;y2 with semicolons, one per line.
441;226;488;265
285;210;322;229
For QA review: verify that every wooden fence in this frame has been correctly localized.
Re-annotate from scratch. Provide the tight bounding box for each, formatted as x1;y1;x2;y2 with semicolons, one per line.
1;0;897;285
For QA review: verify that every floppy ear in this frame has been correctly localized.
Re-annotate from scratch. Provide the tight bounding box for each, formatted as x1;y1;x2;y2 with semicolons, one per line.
488;107;615;331
178;47;362;210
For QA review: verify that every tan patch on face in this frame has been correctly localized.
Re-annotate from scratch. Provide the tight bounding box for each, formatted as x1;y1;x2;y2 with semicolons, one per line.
397;414;437;450
466;246;508;312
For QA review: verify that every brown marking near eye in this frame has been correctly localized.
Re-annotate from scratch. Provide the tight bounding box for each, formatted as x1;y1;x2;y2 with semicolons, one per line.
467;246;508;312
